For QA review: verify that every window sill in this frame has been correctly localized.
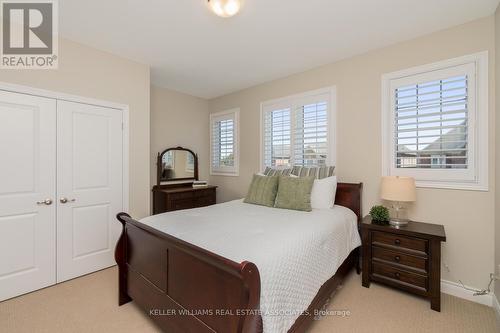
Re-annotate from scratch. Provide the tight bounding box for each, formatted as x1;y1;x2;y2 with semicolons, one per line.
415;180;488;192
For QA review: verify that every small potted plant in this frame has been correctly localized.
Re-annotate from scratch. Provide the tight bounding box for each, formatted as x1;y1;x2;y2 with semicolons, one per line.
369;205;390;225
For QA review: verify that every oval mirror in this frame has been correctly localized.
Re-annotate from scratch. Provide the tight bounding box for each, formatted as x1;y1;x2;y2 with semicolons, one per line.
157;147;198;184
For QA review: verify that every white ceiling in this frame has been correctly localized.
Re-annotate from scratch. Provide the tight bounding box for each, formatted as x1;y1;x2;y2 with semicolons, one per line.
60;0;499;99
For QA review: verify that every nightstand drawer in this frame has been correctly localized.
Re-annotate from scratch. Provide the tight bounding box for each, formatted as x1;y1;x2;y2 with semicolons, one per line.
372;261;427;291
372;231;427;255
372;246;427;274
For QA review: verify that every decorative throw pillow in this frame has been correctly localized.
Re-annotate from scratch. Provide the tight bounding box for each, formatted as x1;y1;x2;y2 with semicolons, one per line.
263;167;292;177
291;166;335;179
274;176;315;212
244;174;279;207
311;176;337;209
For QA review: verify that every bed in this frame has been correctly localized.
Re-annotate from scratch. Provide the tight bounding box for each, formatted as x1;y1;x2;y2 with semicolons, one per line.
115;182;362;333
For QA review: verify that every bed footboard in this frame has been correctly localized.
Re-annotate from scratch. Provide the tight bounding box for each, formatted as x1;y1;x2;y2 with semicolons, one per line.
115;213;262;333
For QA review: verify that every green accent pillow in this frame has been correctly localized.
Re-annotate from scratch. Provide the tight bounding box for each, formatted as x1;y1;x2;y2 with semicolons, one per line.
244;174;279;207
274;176;315;212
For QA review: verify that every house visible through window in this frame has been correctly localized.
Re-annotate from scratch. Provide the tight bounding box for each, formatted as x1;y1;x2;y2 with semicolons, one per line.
262;88;335;170
210;109;239;176
382;52;488;190
430;155;447;169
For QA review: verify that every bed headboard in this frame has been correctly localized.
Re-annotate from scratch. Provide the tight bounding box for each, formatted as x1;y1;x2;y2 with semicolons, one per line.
335;182;363;223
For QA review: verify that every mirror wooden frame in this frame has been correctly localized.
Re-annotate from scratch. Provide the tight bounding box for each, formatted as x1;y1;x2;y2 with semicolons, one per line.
156;146;199;185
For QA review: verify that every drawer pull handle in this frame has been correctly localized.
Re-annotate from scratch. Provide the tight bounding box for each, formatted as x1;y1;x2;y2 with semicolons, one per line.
394;239;401;245
394;256;401;262
394;272;401;279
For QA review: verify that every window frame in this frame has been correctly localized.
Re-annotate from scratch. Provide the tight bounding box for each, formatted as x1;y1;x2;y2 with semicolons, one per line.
210;108;240;176
260;87;337;171
381;52;488;191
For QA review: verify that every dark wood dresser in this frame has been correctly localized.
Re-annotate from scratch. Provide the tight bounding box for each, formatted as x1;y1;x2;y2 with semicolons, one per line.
361;215;446;311
152;184;217;215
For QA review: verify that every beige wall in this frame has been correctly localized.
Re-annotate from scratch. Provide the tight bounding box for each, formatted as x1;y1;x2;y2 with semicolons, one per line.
0;38;151;218
495;6;500;305
150;86;210;191
209;17;496;289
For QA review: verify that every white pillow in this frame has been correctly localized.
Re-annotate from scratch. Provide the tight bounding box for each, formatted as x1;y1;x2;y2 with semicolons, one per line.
310;176;337;209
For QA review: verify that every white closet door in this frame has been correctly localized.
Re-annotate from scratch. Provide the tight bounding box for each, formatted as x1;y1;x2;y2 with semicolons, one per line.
0;91;56;301
56;100;123;282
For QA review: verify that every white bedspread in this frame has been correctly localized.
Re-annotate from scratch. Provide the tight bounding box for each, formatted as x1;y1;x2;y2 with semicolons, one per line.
140;199;361;333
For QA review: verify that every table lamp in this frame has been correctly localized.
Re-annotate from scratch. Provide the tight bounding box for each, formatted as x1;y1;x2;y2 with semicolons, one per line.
380;176;416;226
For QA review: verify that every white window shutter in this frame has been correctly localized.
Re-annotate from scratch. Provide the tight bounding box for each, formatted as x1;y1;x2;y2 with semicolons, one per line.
263;107;291;167
210;109;239;176
293;101;328;167
395;75;468;169
261;89;333;169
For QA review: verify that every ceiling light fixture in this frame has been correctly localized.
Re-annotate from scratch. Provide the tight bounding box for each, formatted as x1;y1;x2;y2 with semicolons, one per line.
207;0;242;18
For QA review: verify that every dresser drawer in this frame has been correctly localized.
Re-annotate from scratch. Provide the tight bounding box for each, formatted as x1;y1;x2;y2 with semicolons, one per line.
372;231;427;255
169;191;194;200
372;246;427;274
194;195;216;208
170;198;196;211
372;261;427;291
193;188;215;197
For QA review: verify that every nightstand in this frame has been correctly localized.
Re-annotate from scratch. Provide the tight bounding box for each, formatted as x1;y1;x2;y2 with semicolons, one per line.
361;215;446;311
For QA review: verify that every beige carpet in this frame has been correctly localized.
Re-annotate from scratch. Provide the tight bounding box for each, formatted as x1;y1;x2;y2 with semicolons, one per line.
0;267;497;333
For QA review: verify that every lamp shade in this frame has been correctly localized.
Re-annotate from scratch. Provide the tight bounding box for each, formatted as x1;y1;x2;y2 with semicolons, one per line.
380;176;416;202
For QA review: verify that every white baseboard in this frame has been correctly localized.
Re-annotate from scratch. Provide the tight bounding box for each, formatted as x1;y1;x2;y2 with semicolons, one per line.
441;280;492;307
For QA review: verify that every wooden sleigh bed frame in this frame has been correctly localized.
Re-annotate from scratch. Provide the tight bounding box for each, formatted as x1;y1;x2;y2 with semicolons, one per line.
115;182;362;333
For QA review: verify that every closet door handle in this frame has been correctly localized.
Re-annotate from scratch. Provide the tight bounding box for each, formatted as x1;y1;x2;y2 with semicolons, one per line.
36;199;53;205
60;197;76;204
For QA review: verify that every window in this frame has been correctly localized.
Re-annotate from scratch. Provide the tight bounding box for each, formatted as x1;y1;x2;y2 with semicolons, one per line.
210;109;239;176
382;52;488;190
261;87;335;170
